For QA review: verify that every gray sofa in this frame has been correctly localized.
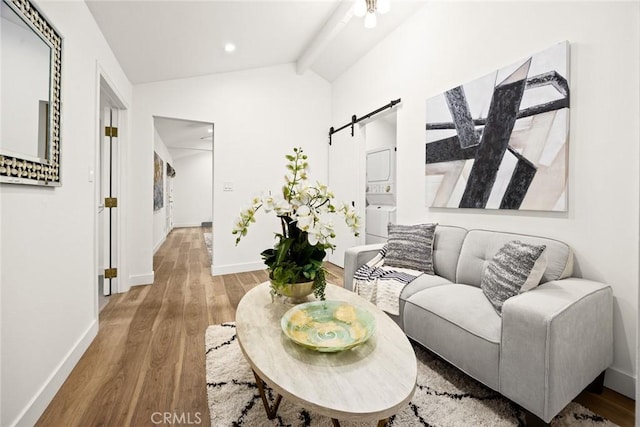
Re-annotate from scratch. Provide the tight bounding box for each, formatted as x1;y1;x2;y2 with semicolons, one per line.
344;225;613;424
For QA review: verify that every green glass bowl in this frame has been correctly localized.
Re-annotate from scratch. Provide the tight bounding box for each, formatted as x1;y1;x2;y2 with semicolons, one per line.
281;301;376;352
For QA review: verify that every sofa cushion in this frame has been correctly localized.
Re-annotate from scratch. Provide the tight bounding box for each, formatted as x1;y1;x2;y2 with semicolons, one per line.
386;274;453;330
403;284;501;390
400;274;453;302
481;240;547;314
456;229;573;287
432;225;468;282
385;223;437;274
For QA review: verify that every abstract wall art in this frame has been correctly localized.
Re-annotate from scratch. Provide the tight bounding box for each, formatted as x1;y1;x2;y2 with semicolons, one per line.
425;41;570;211
154;151;164;211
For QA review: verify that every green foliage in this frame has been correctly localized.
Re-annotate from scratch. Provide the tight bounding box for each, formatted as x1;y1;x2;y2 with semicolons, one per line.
261;216;328;300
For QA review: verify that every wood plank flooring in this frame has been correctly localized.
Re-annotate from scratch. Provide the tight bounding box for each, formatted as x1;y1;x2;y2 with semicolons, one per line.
36;227;634;427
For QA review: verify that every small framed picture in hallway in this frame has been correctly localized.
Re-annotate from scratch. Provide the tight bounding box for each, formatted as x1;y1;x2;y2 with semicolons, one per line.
154;151;164;211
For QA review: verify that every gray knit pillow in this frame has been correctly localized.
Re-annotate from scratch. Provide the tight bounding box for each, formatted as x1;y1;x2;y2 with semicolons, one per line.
385;223;437;274
481;240;547;315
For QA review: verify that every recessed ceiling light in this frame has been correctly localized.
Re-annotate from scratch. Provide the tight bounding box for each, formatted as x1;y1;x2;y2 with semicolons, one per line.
207;128;213;133
224;43;236;53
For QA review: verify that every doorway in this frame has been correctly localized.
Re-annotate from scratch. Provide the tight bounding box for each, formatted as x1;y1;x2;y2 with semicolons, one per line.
364;113;397;244
327;128;366;267
327;109;398;266
153;116;214;265
97;76;126;311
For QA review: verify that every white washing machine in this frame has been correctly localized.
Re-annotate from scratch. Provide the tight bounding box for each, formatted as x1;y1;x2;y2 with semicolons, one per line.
365;205;396;244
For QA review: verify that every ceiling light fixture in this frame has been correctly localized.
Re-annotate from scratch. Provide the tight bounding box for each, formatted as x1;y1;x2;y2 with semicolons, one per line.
353;0;389;29
224;43;236;53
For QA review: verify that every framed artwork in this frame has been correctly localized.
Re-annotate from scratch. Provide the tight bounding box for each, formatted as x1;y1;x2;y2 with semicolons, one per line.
425;41;570;211
154;151;163;211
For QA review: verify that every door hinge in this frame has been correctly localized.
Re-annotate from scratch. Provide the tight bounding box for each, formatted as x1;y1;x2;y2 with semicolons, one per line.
105;197;118;208
104;268;118;279
105;126;118;137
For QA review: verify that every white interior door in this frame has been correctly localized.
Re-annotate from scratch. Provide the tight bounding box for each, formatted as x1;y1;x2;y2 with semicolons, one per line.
97;94;108;305
100;106;119;295
327;127;366;267
97;76;127;306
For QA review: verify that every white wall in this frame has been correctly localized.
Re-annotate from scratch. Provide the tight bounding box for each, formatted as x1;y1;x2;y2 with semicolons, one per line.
129;64;331;280
173;151;212;228
331;1;639;398
152;129;173;252
0;1;132;426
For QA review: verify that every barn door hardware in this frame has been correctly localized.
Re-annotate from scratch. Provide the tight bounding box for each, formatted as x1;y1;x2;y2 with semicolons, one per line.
328;98;401;145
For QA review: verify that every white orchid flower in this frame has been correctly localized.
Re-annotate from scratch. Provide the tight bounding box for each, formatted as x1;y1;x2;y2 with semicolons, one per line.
262;192;289;215
295;184;312;204
307;231;320;246
305;213;336;246
295;205;314;231
262;194;275;213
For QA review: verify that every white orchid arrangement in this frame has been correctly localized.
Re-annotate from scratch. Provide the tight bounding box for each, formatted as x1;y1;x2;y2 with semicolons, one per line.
232;147;360;300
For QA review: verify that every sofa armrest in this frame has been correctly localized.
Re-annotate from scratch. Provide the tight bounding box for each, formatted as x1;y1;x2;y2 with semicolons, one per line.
500;278;613;422
343;243;385;291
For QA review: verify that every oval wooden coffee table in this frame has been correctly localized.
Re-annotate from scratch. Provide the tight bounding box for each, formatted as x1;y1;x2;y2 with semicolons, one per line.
235;282;417;426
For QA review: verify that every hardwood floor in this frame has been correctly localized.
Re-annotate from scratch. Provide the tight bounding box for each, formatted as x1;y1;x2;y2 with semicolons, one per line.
37;227;634;427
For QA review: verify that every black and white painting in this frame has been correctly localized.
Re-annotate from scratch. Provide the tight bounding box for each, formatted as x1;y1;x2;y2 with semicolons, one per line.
425;41;570;211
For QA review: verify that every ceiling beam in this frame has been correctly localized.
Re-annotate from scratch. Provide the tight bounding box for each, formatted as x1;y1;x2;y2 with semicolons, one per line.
296;0;355;76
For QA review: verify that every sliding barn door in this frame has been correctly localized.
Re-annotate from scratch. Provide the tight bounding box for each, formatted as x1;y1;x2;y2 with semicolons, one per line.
327;128;366;268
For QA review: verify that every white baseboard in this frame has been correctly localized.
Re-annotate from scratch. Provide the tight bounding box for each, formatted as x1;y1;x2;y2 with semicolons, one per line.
10;320;98;427
129;272;154;287
153;235;166;254
604;366;635;399
173;223;202;228
211;261;265;276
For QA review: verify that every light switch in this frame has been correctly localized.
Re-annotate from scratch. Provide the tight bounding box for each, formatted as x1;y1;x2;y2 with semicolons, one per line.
223;182;233;191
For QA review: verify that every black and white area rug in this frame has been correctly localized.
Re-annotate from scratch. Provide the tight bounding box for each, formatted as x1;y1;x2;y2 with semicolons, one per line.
205;323;617;426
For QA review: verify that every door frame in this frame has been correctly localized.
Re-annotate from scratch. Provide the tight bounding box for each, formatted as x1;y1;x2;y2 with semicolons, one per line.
95;65;128;318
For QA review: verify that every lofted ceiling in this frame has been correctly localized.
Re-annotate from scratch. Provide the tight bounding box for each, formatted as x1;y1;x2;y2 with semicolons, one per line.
85;0;426;84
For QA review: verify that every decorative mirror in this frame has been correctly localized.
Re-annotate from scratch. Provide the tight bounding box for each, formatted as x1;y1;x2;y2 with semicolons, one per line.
0;0;62;185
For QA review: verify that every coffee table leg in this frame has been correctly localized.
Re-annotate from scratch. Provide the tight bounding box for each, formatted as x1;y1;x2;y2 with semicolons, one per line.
252;369;283;419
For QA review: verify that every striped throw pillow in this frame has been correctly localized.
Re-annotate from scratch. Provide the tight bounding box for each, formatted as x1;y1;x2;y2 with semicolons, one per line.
481;240;547;315
385;223;437;275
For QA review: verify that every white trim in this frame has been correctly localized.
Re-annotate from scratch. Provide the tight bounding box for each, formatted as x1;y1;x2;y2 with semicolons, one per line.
8;321;98;427
153;235;166;254
212;261;265;276
604;366;635;399
173;222;203;228
129;272;154;287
